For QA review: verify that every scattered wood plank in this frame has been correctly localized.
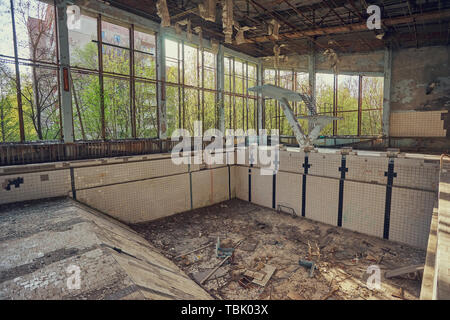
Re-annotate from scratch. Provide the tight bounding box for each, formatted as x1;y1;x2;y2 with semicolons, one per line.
244;270;266;281
392;287;406;300
384;264;424;279
252;264;276;287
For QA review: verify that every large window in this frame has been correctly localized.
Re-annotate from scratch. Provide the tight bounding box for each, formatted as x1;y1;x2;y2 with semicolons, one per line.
0;0;384;143
224;56;257;131
68;12;157;140
315;73;383;137
165;38;217;136
0;0;61;142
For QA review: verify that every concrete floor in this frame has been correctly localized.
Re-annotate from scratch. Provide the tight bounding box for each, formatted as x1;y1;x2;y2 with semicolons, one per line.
132;199;426;300
0;198;211;300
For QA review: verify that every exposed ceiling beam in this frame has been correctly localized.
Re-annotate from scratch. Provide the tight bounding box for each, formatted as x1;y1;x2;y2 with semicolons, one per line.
249;8;450;42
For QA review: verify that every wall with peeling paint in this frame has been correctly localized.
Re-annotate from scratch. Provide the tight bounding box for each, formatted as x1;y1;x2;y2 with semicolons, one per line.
261;54;309;72
390;45;449;137
316;50;384;73
391;46;450;112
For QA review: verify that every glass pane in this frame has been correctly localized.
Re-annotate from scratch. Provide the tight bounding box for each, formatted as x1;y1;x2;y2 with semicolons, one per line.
135;51;156;79
101;20;129;47
135;81;157;138
361;76;383;136
279;70;292;90
235;76;244;95
104;77;131;139
134;31;155;80
19;65;60;141
166;58;178;83
224;56;230;75
337;75;358;135
184;44;198;87
224;73;231;92
204;68;215;90
296;72;309;93
203;91;215;132
315;73;334;114
247;98;256;130
248;63;256;80
166;85;179;137
264;69;276;84
102;43;129;75
337;111;358;135
203;50;215;69
0;62;21;142
0;0;14;57
280;112;292;136
264;99;276;130
362;76;383;110
235;60;243;76
248;77;256;97
102;20;129;75
235;97;244;130
69;13;98;70
13;0;57;63
224;94;232;130
337;75;358;112
134;29;155;54
71;72;101;140
184;88;199;135
361;110;382;135
165;38;178;60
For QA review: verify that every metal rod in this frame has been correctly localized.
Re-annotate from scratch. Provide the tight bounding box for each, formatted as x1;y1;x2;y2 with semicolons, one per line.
53;3;63;141
358;75;362;136
130;24;137;138
174;242;213;259
10;0;25;142
97;15;106;140
200;256;230;285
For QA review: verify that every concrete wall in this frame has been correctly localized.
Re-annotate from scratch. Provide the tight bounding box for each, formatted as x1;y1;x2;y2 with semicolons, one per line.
316;50;384;73
390;46;449;137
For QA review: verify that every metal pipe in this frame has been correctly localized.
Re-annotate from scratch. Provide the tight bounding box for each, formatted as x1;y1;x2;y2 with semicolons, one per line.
10;0;25;142
97;15;106;140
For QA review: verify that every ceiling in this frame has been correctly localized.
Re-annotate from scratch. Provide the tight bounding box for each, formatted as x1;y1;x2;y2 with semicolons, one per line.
106;0;450;57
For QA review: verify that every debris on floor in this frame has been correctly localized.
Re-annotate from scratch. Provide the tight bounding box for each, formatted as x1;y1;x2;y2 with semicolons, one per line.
131;199;426;300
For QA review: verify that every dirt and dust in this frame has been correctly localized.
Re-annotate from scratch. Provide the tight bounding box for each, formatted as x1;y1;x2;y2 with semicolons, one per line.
131;199;425;300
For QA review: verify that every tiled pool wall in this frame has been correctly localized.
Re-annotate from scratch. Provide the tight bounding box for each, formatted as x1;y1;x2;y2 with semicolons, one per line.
0;148;438;249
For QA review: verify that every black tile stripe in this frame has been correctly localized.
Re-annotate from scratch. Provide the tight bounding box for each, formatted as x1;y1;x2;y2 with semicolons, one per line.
272;174;276;209
188;164;193;210
248;167;252;202
337;155;348;227
272;151;279;209
301;155;311;217
383;158;397;239
70;167;76;200
228;165;231;200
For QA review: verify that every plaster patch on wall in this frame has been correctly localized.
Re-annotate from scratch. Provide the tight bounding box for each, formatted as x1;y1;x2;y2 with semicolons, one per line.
392;79;415;104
